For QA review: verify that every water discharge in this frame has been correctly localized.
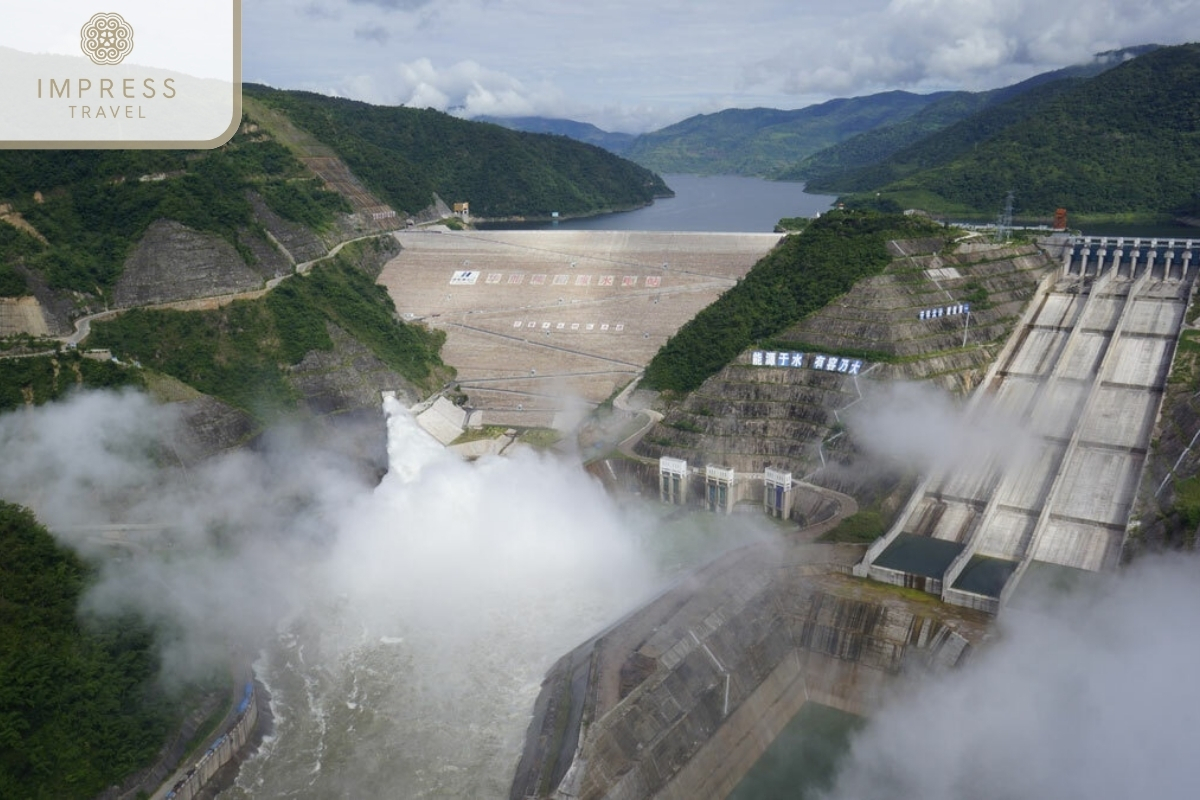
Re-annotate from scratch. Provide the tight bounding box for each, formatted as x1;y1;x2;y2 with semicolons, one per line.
225;398;694;797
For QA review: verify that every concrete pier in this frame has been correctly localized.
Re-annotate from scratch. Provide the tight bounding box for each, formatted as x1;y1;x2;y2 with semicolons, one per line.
1064;236;1200;280
659;456;689;505
705;465;736;514
763;467;794;519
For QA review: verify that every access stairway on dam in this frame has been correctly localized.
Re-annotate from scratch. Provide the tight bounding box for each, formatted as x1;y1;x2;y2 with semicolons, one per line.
857;237;1200;613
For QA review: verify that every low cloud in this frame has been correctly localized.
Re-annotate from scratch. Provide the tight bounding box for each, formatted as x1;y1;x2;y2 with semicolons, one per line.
844;381;1039;479
745;0;1197;96
823;554;1200;799
342;57;567;119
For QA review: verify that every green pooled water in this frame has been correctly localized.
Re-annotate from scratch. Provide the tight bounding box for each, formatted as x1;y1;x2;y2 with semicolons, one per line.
727;702;864;800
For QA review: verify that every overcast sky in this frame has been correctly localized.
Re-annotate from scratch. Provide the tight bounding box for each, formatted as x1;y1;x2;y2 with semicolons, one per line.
244;0;1200;132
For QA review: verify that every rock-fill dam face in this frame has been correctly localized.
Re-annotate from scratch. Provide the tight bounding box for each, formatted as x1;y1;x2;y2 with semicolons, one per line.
857;237;1200;612
510;544;990;800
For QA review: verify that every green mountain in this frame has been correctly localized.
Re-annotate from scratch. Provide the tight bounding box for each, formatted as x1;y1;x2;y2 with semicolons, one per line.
244;85;671;219
642;210;944;394
0;141;350;299
779;49;1150;185
624;91;949;177
829;43;1200;220
0;88;670;304
809;77;1091;197
0;501;177;800
474;115;637;155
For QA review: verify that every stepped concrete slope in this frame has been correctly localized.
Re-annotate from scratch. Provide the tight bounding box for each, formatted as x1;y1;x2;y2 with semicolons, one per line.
858;236;1200;612
509;543;989;800
378;230;782;427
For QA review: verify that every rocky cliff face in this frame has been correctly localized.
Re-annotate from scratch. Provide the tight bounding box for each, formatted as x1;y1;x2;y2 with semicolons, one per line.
113;220;269;308
0;296;51;337
287;321;420;414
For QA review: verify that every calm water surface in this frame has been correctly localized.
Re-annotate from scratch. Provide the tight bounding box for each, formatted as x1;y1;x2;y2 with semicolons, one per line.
483;174;837;233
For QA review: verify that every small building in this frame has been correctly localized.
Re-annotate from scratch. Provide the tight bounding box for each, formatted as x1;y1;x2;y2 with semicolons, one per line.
659;457;689;505
453;202;470;221
764;467;794;520
705;465;735;514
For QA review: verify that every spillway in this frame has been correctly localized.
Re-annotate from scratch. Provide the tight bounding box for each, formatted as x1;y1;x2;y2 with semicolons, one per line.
858;237;1199;612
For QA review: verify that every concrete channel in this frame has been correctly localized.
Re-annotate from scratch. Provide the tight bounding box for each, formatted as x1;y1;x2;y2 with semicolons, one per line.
857;237;1200;612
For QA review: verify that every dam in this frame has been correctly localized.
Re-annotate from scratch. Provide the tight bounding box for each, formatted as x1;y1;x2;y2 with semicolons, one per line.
857;236;1199;612
509;234;1200;799
377;230;782;427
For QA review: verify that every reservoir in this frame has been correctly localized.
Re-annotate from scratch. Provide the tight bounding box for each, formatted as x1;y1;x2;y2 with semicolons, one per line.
482;173;837;233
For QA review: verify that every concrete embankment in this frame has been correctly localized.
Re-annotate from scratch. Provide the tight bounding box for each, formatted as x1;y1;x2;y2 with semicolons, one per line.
150;681;263;800
510;540;989;800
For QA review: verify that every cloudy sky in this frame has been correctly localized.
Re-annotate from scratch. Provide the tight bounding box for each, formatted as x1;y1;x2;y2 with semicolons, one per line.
244;0;1200;132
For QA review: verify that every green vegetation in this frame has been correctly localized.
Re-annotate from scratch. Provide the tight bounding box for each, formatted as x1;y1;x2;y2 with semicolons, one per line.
0;502;173;799
823;44;1200;220
774;217;811;233
727;702;864;800
450;425;510;446
475;115;637;155
90;243;449;418
642;210;943;393
777;50;1132;185
819;510;886;544
1169;329;1200;390
518;428;563;449
244;84;671;219
0;224;42;296
626;92;944;177
1171;474;1200;542
258;177;352;228
0;127;347;297
960;280;992;310
0;351;144;413
0;261;27;296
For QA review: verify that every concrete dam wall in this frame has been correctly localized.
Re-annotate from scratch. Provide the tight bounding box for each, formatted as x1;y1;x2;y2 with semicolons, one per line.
510;544;989;800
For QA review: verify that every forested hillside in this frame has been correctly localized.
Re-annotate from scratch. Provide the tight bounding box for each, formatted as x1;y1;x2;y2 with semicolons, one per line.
0;135;349;300
779;49;1146;185
642;210;944;393
0;502;175;799
244;85;671;219
829;43;1200;220
807;77;1091;197
625;91;945;176
474;116;637;155
89;242;451;419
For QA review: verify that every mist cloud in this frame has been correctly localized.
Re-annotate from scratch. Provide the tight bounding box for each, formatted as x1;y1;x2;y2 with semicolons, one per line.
0;391;659;689
823;555;1200;799
844;381;1039;479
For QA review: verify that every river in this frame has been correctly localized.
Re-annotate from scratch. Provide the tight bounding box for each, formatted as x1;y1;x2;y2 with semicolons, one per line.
223;400;769;798
223;175;827;799
481;174;837;232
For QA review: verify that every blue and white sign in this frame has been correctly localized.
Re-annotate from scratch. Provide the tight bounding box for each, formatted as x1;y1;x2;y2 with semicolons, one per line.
752;351;862;375
918;302;969;320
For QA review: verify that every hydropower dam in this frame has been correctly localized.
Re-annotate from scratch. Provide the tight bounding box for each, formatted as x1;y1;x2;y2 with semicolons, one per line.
509;234;1200;800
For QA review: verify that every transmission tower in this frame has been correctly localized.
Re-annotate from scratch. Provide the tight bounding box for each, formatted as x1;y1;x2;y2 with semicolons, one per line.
995;190;1014;243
